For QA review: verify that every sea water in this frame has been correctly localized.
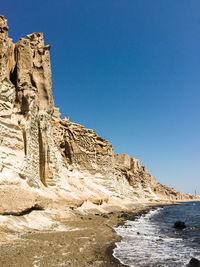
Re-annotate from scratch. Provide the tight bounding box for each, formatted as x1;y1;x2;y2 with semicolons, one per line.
113;202;200;267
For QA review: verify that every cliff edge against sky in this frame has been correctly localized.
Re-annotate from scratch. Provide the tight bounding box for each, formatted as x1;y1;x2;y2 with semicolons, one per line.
0;15;198;215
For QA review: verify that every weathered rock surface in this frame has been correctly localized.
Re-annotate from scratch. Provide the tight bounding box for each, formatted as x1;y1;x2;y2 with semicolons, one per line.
0;15;199;214
52;111;197;203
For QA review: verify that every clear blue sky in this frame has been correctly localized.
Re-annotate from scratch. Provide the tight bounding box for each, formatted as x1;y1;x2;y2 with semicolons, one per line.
2;0;200;194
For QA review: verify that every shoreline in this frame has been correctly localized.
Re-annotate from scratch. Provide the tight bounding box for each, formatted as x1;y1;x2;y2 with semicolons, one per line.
112;200;200;267
3;200;200;266
106;203;176;267
0;202;176;267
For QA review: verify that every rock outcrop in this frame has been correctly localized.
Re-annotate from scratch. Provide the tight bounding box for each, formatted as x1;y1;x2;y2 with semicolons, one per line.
52;109;196;203
0;16;198;214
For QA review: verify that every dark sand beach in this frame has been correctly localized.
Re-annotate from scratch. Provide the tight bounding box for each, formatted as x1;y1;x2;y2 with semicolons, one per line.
0;203;171;267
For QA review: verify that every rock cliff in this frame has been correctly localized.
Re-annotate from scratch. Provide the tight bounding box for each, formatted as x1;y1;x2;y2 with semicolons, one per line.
0;16;198;214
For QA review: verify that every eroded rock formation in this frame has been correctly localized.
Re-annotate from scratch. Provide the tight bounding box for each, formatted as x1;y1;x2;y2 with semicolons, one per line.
0;16;198;214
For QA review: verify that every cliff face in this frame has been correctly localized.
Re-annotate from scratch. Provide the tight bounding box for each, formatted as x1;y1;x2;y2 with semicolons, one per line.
0;16;55;188
0;16;197;214
52;109;195;203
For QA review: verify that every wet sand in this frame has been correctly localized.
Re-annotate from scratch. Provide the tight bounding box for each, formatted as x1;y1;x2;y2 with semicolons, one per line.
0;204;171;267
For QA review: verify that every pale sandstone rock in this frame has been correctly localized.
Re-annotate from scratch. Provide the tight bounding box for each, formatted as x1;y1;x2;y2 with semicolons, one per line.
52;113;198;202
115;154;131;169
0;16;199;214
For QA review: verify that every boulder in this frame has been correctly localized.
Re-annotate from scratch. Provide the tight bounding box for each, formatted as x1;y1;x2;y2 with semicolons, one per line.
174;221;186;229
188;258;200;267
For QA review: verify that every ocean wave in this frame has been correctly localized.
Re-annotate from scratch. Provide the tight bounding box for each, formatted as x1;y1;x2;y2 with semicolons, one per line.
114;202;200;267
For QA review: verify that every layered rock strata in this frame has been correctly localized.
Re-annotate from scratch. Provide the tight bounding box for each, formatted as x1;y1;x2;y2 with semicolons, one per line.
0;16;197;214
52;110;195;202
